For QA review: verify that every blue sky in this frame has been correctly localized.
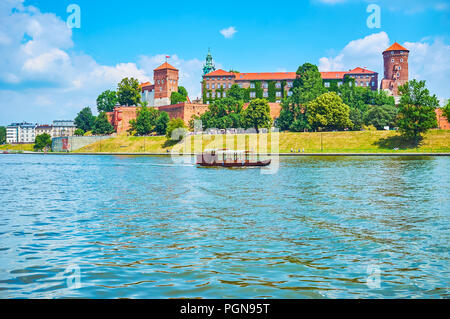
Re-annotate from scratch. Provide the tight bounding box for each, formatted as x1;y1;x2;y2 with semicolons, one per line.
0;0;449;125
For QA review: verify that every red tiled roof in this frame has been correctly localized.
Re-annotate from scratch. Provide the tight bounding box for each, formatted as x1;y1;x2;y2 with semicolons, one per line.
347;67;376;74
235;72;297;81
154;62;178;71
204;69;236;77
384;42;409;52
140;81;152;88
320;71;348;80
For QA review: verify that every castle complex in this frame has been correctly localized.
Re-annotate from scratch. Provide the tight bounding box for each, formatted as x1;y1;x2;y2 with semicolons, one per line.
104;44;449;134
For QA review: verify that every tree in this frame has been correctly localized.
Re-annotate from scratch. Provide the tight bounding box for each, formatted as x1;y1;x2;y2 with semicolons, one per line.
117;77;141;106
155;111;170;135
227;84;246;101
166;118;187;141
278;63;325;132
96;90;118;113
129;104;159;136
34;133;52;151
170;91;187;105
0;126;5;144
397;80;438;141
74;107;95;132
199;97;244;129
74;128;84;136
92;112;114;135
178;86;188;98
307;92;353;131
363;104;398;130
349;108;364;131
442;100;450;123
242;98;273;133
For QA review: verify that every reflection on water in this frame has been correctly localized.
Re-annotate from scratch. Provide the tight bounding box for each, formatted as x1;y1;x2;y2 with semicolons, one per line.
0;155;448;299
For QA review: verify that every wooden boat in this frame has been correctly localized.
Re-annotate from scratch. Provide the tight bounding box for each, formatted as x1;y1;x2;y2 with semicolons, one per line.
197;149;271;167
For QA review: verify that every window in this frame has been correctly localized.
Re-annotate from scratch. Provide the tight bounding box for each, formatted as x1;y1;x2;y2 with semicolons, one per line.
223;92;226;98
157;80;160;84
324;82;330;88
371;82;375;87
212;84;215;89
228;83;232;89
206;84;209;89
275;82;281;89
250;92;256;98
398;66;402;70
287;82;293;88
400;58;404;63
263;91;268;98
250;83;255;89
206;92;210;98
276;92;282;97
338;81;342;87
288;91;293;97
217;92;221;98
263;82;268;89
212;92;215;98
391;59;394;63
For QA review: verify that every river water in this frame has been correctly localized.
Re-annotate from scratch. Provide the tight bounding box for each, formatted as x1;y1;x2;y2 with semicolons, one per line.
0;154;448;298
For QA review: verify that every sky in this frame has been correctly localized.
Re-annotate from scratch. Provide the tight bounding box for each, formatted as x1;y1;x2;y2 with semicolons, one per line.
0;0;449;125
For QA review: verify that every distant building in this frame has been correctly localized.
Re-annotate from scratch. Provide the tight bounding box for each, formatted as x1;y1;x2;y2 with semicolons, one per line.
6;122;37;144
380;42;409;98
202;67;378;105
35;125;53;136
51;120;76;137
138;62;180;108
321;67;378;91
435;108;450;130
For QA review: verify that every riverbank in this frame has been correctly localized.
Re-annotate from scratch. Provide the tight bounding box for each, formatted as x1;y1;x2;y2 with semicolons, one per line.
74;130;450;154
1;130;449;155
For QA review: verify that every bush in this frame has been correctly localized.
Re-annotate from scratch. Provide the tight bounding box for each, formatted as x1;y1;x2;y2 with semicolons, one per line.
166;118;187;141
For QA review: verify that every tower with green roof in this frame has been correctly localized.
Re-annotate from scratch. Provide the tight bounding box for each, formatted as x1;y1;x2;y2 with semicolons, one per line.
203;49;216;75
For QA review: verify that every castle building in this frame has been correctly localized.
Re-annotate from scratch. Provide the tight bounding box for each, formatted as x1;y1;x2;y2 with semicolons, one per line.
139;62;180;108
380;42;409;97
202;68;378;105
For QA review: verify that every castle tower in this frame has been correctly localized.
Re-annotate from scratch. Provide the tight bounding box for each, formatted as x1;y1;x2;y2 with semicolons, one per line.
203;49;216;75
154;62;179;107
380;42;409;97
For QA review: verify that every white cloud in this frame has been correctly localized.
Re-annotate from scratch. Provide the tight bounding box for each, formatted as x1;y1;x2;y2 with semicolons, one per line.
319;32;450;102
0;1;206;125
220;26;237;39
319;31;390;72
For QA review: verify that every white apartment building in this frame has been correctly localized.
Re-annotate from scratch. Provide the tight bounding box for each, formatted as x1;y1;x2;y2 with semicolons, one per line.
6;122;37;144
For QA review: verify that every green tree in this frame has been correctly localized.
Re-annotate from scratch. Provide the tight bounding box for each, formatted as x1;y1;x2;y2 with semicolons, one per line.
397;80;438;141
74;107;95;132
74;128;84;136
227;84;246;101
117;77;141;106
308;92;353;131
199;97;244;129
92;112;114;135
363;104;398;130
0;126;5;144
242;98;273;133
34;133;52;151
349;108;364;131
129;104;160;136
170;91;187;105
96;90;118;113
442;100;450;123
178;86;188;98
155;111;170;135
166;118;187;141
279;63;325;132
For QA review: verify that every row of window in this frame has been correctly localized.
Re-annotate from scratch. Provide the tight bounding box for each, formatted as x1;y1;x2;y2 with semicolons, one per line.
206;83;232;90
156;79;177;85
324;81;375;88
206;90;293;99
206;76;234;81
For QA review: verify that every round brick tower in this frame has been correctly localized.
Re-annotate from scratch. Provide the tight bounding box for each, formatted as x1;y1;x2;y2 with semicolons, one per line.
380;42;409;97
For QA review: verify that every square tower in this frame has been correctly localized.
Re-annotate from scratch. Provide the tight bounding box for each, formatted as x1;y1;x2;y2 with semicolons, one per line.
380;42;409;97
153;62;179;107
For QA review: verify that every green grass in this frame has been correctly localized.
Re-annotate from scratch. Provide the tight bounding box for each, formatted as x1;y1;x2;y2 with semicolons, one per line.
75;130;450;154
0;144;34;152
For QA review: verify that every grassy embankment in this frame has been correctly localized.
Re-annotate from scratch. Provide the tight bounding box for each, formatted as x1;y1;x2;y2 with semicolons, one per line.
0;144;34;151
75;130;450;154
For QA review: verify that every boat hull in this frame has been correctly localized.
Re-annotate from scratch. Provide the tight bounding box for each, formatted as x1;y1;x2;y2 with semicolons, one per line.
197;159;271;167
